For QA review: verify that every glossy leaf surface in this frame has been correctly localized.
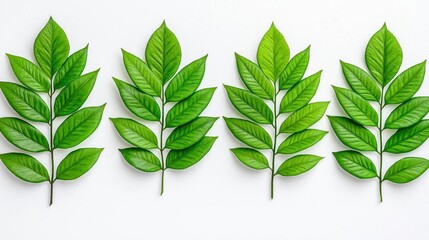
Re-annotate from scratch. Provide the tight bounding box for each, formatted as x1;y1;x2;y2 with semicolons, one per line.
0;153;49;183
166;137;216;170
54;105;105;149
56;148;103;180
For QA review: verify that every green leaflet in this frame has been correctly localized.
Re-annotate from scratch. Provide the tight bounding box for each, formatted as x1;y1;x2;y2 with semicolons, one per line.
122;49;162;97
235;53;274;100
340;61;380;101
279;71;321;113
0;82;50;122
0;153;49;183
166;117;218;150
0;17;104;205
0;117;49;152
385;97;429;129
333;151;377;179
224;85;273;124
231;148;269;170
333;86;378;126
328;116;377;151
225;23;327;198
280;102;329;133
224;117;272;149
384;120;429;153
276;155;323;177
112;22;217;195
385;61;426;104
383;157;429;183
279;46;310;90
56;148;103;180
54;105;105;149
332;23;429;202
54;45;88;89
34;17;70;78
145;21;181;83
277;129;327;154
7;54;50;92
365;24;402;85
166;137;216;170
165;55;207;102
120;148;161;172
110;118;158;149
257;23;289;81
166;88;216;127
54;70;99;116
113;78;160;121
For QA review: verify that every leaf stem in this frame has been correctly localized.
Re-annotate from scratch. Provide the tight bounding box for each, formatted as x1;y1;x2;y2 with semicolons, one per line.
271;83;280;199
48;82;55;206
159;86;166;196
377;87;385;203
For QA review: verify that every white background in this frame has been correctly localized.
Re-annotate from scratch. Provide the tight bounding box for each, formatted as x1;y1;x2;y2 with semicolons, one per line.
0;0;428;239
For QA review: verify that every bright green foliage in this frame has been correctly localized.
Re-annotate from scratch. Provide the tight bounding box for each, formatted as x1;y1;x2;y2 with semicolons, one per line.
0;18;105;205
330;24;429;202
112;22;217;195
225;23;328;198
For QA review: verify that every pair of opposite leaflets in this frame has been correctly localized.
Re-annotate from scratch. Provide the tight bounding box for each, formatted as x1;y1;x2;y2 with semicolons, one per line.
0;17;427;205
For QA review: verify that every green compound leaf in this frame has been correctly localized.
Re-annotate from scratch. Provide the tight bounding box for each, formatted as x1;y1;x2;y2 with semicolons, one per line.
54;45;88;89
279;46;310;90
340;61;380;102
280;71;321;113
34;17;70;78
110;118;158;149
384;120;429;153
384;157;429;183
0;117;49;152
166;117;217;150
333;86;378;126
257;23;289;81
224;85;273;124
166;88;216;128
328;116;377;151
235;53;274;100
145;21;181;83
119;148;161;172
276;154;322;177
280;101;329;133
166;137;216;170
224;117;272;149
231;148;270;170
56;148;103;180
225;23;326;198
385;97;429;129
165;55;207;102
54;69;99;117
54;105;105;149
122;49;162;97
0;153;49;183
365;24;402;86
333;150;377;179
277;129;327;154
113;78;160;121
333;23;429;201
6;54;50;92
1;17;104;205
0;82;50;123
114;22;216;195
385;61;426;104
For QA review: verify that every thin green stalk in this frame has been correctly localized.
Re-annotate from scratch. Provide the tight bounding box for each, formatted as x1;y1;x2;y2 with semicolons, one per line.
270;83;279;199
159;86;166;196
48;81;55;206
378;87;384;203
